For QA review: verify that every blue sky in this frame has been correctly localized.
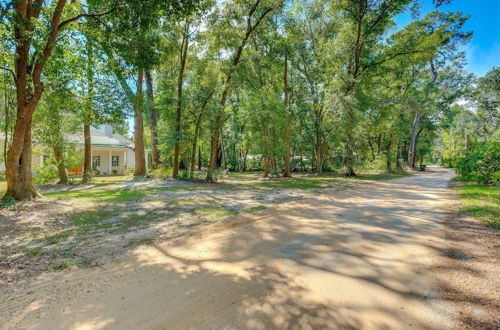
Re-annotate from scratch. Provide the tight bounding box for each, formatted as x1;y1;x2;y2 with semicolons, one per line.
396;0;500;76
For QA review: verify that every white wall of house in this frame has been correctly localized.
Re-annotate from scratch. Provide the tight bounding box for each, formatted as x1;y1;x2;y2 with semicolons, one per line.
90;147;132;175
0;136;148;175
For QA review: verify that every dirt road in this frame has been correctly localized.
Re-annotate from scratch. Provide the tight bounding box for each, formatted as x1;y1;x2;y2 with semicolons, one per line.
1;168;457;329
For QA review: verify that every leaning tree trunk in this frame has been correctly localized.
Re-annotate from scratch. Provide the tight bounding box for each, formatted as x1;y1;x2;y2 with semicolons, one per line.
173;23;189;177
145;71;160;169
53;146;68;184
134;69;146;176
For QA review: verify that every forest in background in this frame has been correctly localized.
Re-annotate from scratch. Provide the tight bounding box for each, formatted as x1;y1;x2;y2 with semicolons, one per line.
0;0;498;200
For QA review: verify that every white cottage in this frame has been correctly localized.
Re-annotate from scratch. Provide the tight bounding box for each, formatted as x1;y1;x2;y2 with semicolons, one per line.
0;124;148;175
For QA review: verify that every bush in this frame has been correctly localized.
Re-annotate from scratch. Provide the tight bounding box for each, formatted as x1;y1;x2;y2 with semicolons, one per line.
176;170;190;180
206;168;227;182
456;142;500;184
0;196;15;209
34;165;59;185
112;169;118;175
149;167;170;180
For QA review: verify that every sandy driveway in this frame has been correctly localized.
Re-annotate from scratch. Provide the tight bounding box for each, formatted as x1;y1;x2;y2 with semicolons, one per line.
0;168;457;329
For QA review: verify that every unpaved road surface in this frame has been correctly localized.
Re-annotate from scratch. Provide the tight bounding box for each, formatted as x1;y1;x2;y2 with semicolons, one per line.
1;168;458;329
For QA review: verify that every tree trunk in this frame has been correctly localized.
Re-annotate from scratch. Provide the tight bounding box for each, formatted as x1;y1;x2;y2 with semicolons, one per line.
283;51;292;177
368;139;376;161
189;91;213;179
189;112;203;179
242;146;249;172
376;133;382;155
82;35;94;184
396;143;403;170
134;69;146;176
408;112;421;168
344;125;356;176
315;118;322;175
465;134;471;153
385;136;393;173
198;146;202;171
4;118;40;200
189;137;198;180
173;23;190;177
82;123;92;183
263;155;270;178
145;71;160;169
53;146;68;184
220;133;227;171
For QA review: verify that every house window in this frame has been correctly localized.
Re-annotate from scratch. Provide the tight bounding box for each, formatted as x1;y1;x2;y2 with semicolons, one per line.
92;156;100;170
112;155;119;167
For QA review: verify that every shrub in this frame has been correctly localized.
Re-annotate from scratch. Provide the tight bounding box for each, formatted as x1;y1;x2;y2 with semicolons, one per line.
207;168;227;182
0;196;15;209
176;170;190;180
112;169;118;175
149;167;170;180
34;165;59;185
456;142;499;184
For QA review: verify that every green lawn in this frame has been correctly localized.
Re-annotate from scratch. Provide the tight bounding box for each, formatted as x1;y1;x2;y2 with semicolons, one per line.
457;182;500;229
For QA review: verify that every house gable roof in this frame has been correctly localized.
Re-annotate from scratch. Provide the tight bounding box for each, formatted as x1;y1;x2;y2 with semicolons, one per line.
89;126;133;147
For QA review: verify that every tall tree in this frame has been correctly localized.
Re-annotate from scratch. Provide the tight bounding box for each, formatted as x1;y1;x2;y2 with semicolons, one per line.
206;0;279;181
1;1;112;200
145;71;160;169
173;20;191;177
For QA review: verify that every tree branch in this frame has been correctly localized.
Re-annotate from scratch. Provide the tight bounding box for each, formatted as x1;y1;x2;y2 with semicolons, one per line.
58;6;116;30
0;66;16;82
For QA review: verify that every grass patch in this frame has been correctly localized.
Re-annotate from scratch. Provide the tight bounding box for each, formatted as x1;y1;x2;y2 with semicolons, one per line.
52;259;77;270
248;205;267;212
25;247;45;257
193;206;239;218
124;237;155;247
69;209;116;225
46;186;146;203
357;172;409;180
44;231;72;245
45;185;196;203
457;183;499;228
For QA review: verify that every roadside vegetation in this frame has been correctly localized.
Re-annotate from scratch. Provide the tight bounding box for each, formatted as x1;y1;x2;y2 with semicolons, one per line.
452;141;499;229
456;183;499;229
